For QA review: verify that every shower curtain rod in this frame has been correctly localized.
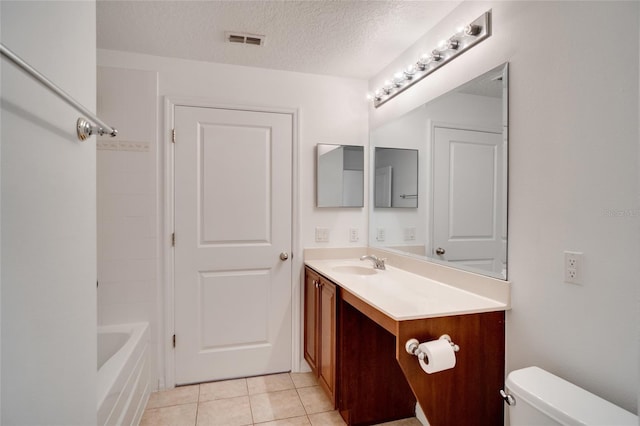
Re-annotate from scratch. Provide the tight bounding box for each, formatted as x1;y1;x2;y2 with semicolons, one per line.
0;43;118;140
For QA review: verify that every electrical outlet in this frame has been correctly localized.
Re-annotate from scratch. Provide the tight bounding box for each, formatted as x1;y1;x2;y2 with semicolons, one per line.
404;227;416;241
315;227;330;243
376;228;386;242
564;251;583;284
349;228;359;242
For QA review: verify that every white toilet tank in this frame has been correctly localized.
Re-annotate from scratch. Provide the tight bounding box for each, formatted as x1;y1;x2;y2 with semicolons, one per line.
505;366;637;425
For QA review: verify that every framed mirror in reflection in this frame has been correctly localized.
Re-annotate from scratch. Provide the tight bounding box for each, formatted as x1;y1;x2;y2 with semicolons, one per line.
316;144;364;208
370;63;509;280
374;148;418;208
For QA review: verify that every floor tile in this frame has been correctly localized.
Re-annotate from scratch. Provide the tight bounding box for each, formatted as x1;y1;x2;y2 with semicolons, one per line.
297;386;333;414
248;373;295;394
290;372;318;389
196;396;253;426
145;385;199;409
255;416;311;425
140;403;197;426
200;378;248;402
308;410;346;425
250;388;306;423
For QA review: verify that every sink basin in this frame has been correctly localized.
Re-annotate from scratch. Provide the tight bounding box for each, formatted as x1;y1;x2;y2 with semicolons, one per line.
332;265;378;276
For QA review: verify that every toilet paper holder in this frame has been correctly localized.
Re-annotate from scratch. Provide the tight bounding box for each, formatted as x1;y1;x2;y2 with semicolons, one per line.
405;334;460;361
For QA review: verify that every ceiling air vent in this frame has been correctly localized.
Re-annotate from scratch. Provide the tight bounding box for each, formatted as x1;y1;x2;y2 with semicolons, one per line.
225;32;265;46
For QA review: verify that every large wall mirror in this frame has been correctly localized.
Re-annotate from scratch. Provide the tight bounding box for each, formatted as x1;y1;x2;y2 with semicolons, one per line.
370;63;508;280
317;144;364;208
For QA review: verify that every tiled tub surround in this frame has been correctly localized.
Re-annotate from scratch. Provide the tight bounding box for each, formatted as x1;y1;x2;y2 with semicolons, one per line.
141;372;421;426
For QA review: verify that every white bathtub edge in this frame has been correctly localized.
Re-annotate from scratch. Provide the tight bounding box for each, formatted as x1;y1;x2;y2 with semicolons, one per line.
97;322;150;425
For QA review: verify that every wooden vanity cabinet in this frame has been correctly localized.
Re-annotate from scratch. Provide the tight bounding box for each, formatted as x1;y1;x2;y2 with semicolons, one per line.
304;267;337;405
304;265;505;426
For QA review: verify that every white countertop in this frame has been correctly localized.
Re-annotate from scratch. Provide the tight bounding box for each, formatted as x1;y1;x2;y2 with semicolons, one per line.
305;258;507;321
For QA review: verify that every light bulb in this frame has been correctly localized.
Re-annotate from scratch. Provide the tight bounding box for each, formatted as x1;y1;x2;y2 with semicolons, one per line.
382;80;393;94
438;38;459;52
404;64;417;79
447;38;460;50
464;24;481;36
392;71;405;86
417;53;431;70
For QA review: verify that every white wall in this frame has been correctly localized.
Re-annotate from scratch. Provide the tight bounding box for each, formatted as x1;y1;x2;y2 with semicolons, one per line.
98;49;369;248
1;1;98;424
370;1;639;414
96;50;369;385
97;67;159;388
370;105;427;248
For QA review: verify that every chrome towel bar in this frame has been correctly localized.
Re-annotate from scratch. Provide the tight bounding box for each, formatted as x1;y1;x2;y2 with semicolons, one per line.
0;43;117;141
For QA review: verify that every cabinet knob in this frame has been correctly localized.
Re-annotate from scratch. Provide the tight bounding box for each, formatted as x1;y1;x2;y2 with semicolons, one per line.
435;247;446;256
280;252;289;261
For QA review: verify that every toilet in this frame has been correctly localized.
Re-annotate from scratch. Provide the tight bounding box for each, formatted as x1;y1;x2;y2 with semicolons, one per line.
504;366;637;425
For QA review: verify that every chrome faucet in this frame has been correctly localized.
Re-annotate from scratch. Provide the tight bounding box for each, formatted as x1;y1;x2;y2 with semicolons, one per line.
360;254;386;270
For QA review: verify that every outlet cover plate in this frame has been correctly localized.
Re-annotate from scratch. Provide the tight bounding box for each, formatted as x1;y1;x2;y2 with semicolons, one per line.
564;251;583;284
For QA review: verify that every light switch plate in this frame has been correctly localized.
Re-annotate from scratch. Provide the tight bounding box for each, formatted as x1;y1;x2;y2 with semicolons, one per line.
404;227;416;241
349;228;359;242
376;228;386;242
315;227;330;243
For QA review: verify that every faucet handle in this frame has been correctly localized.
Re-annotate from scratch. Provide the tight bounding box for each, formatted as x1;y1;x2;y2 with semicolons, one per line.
377;258;387;270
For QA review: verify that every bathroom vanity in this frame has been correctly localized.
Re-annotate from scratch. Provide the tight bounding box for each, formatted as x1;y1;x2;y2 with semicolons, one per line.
304;257;508;426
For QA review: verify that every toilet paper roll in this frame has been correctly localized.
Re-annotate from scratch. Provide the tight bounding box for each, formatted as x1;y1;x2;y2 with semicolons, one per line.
418;339;456;374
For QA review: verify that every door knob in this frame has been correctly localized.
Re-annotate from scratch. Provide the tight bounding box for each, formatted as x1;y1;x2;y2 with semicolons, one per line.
280;252;289;261
435;247;446;255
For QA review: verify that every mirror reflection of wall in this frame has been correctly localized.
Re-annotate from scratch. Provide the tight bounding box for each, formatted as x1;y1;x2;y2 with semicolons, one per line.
317;144;364;208
374;148;418;208
369;63;508;280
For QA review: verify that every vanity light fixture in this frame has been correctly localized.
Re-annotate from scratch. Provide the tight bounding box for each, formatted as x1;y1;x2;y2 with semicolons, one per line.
369;11;492;108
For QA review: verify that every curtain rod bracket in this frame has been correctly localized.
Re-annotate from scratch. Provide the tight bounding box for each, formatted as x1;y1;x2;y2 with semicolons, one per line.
77;118;118;141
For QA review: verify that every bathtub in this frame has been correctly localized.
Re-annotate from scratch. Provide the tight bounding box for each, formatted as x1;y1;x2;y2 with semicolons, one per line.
98;322;151;426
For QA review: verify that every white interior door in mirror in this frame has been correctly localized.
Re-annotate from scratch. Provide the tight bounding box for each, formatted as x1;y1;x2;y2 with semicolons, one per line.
432;126;505;277
375;166;392;208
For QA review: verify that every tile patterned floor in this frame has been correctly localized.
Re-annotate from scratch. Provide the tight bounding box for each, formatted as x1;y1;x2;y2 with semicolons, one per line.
141;372;422;426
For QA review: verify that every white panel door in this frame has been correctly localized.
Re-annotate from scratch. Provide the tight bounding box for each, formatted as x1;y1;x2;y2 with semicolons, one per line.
375;166;393;208
433;127;504;274
174;106;292;385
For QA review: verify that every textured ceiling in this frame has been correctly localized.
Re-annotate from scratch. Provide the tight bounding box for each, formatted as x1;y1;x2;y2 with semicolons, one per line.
97;1;462;79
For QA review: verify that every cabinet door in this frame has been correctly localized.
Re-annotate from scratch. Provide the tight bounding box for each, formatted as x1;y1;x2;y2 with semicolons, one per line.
304;268;319;373
318;277;337;404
